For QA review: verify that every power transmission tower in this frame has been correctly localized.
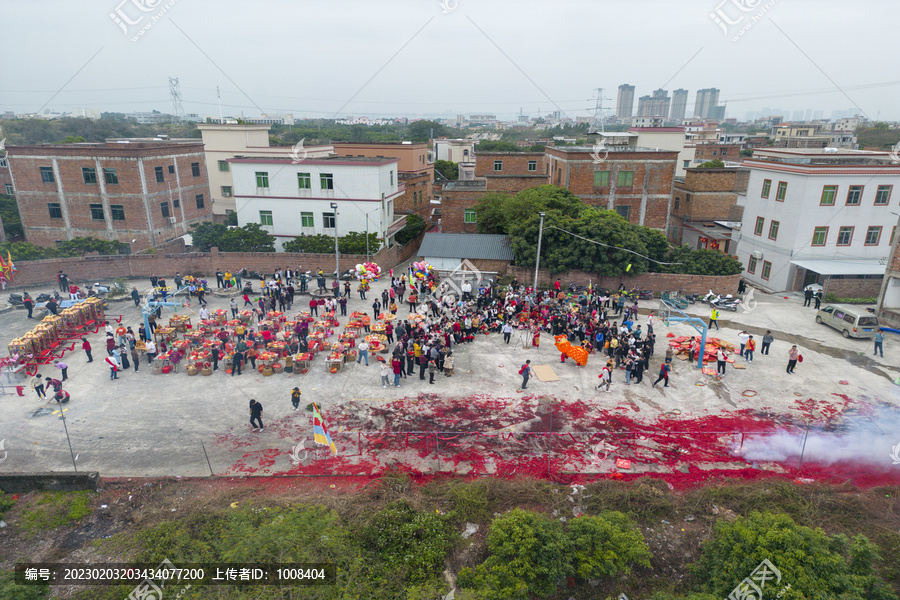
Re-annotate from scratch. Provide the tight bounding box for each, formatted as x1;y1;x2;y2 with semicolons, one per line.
588;88;609;134
169;77;183;124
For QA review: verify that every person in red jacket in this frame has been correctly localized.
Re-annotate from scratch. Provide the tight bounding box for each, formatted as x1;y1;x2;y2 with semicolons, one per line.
391;356;402;387
81;338;93;363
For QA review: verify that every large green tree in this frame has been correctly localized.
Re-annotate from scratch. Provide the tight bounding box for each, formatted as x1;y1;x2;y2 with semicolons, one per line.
189;221;229;252
217;223;276;252
407;120;447;142
394;213;426;245
433;159;459;181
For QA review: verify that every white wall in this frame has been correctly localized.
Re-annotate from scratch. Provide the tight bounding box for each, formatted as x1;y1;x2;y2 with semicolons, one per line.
737;162;899;291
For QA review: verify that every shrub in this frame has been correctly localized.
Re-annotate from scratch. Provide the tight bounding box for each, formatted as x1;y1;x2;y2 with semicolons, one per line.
568;511;653;580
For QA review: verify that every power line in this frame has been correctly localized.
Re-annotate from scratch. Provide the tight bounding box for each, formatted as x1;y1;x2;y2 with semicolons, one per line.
545;225;683;266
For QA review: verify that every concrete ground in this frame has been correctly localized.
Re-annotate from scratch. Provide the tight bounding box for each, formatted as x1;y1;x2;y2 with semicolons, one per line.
0;277;897;478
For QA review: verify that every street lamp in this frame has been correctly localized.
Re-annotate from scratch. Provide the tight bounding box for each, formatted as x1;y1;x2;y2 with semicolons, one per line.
330;202;339;279
534;212;546;294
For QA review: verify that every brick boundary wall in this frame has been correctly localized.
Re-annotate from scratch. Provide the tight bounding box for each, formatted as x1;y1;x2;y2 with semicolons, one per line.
506;265;741;295
6;229;429;288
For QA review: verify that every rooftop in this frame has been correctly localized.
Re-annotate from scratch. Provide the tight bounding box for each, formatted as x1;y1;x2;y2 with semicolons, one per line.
789;258;886;277
443;180;487;190
227;155;398;165
419;233;515;261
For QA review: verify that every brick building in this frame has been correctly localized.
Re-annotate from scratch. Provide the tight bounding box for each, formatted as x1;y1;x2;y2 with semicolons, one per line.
670;167;749;251
332;142;433;221
0;154;13;196
7;142;213;252
474;151;548;193
544;146;678;229
693;143;744;163
876;213;900;328
441;180;487;234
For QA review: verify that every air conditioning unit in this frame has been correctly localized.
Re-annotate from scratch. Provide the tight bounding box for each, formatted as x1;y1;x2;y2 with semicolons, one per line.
751;250;763;260
169;216;176;224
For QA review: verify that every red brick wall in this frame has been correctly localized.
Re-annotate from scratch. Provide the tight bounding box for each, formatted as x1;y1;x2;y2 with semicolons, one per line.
395;172;432;221
475;152;546;178
506;265;740;295
693;144;743;161
484;175;548;194
8;143;212;252
441;185;487;233
823;276;883;299
5;228;430;288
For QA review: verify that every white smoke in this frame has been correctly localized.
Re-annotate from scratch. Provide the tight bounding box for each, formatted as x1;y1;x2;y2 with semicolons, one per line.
733;408;900;467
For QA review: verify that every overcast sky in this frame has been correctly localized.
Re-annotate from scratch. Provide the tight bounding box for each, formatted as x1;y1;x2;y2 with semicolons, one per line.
2;0;897;122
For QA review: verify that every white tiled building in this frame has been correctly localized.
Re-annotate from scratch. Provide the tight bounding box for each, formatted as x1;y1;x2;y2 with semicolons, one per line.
736;149;900;292
229;156;405;252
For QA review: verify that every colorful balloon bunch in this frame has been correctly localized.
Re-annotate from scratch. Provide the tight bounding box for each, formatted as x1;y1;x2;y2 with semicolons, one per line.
410;261;434;280
355;262;381;281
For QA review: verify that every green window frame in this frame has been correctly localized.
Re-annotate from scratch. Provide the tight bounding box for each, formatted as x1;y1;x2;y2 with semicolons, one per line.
218;160;229;172
761;261;771;280
464;209;477;224
875;185;892;205
301;212;314;227
103;167;118;185
748;256;757;274
617;170;634;187
82;167;97;184
761;179;771;198
820;185;837;206
89;203;104;220
320;173;334;190
255;172;269;188
768;220;779;241
298;172;311;189
593;171;609;187
754;216;764;236
811;226;828;246
846;185;862;205
776;181;787;201
260;210;273;226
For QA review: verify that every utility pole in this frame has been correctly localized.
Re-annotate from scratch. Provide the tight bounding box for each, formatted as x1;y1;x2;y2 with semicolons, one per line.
534;212;546;292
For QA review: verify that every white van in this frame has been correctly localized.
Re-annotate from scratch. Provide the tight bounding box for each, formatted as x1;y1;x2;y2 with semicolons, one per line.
815;305;879;339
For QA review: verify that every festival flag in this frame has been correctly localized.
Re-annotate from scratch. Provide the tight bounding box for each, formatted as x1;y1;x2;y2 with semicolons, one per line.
312;402;337;455
0;253;6;276
6;252;16;281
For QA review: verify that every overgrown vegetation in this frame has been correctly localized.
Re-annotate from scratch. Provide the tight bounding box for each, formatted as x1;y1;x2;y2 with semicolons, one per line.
434;159;459;181
0;237;129;262
283;231;380;254
823;293;878;304
20;492;91;533
0;478;897;600
476;185;743;276
394;213;427;245
0;195;24;239
856;122;900;150
0;117;200;145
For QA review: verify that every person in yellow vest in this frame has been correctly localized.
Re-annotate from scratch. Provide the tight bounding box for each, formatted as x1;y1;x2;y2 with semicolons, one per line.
709;307;720;331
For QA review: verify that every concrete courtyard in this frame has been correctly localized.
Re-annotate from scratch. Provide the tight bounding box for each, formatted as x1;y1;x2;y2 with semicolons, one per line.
0;275;897;480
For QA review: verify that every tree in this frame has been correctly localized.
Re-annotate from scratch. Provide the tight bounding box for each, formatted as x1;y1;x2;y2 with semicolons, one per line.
458;509;571;599
697;159;725;168
434;159;459;181
475;140;523;152
567;512;652;581
394;213;426;245
662;245;743;276
339;231;380;254
63;135;86;143
475;185;583;235
189;221;228;251
693;511;896;600
283;234;334;254
740;149;754;157
0;195;24;239
225;211;238;226
56;237;127;256
218;222;275;252
407;120;447;142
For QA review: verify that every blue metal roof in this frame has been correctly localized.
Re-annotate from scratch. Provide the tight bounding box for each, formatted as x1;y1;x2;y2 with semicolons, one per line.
418;233;514;261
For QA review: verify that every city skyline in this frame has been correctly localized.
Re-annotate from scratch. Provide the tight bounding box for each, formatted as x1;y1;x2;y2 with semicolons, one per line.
2;0;898;122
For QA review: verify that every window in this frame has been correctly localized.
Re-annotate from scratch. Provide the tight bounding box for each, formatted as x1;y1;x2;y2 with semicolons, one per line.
776;181;787;201
748;256;757;274
754;216;765;236
528;160;537;172
89;203;105;220
48;203;62;219
721;149;727;156
221;186;232;197
761;260;772;280
865;226;882;245
323;212;335;228
593;171;609;187
103;167;118;185
160;202;169;218
259;210;273;226
768;220;779;241
617;171;634;187
761;179;771;198
218;160;229;172
297;172;311;189
301;212;314;227
110;204;125;221
195;194;204;209
615;205;631;221
846;185;863;205
875;185;892;205
891;226;897;245
255;172;269;188
811;226;828;246
172;198;180;209
712;150;718;156
40;166;55;183
836;226;853;246
390;171;394;186
493;160;503;171
820;185;836;205
683;160;690;169
4;184;12;194
155;166;164;183
82;167;97;184
464;209;477;224
674;197;680;210
191;162;200;177
320;173;334;190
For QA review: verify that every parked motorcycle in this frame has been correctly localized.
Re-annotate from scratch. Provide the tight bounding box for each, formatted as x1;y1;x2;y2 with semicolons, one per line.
7;293;24;305
717;298;742;312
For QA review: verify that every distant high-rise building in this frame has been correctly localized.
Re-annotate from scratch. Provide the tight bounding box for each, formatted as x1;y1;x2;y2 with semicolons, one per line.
637;89;671;118
804;109;812;121
671;89;688;121
616;84;635;119
693;88;721;119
